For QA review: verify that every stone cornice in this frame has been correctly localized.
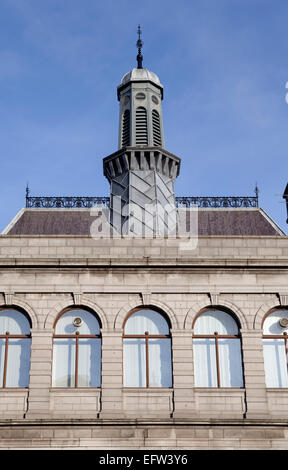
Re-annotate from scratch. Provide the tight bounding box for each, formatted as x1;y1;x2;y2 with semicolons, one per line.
103;146;181;181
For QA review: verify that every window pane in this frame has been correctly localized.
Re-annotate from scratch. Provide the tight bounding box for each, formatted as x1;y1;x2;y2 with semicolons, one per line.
263;339;288;387
55;309;100;335
0;310;30;335
124;310;169;335
193;338;217;387
0;339;4;387
5;339;31;387
78;338;101;387
123;338;146;387
194;310;239;335
52;338;76;387
218;339;243;387
148;338;172;387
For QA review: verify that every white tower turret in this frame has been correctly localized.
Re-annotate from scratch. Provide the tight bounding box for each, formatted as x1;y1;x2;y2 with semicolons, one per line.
103;26;181;236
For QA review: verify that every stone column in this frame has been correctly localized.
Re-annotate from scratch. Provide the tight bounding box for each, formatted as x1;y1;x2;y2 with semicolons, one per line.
99;328;123;418
26;328;53;419
241;329;269;418
171;329;195;418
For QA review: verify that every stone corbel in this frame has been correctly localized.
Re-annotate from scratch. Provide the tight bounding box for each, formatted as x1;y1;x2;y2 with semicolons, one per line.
72;291;82;306
140;291;151;306
278;293;288;306
3;291;14;306
208;291;220;306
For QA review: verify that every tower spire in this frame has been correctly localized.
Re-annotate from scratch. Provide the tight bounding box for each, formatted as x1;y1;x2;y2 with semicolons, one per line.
136;24;143;69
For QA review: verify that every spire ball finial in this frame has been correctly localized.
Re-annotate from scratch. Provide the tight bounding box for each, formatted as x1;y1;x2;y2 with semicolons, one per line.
136;24;143;69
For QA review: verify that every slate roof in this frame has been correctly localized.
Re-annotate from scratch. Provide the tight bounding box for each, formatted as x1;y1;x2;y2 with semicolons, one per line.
3;207;285;236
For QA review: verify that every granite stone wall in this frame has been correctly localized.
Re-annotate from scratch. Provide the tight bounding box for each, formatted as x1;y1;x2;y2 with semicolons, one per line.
0;234;288;449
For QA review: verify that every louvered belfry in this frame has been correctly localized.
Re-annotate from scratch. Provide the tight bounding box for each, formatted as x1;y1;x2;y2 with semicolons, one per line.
152;109;162;146
135;107;148;145
121;110;130;147
103;34;181;236
117;66;165;148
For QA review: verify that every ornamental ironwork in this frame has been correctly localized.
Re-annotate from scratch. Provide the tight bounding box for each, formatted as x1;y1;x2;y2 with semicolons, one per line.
25;196;110;209
175;196;259;208
25;194;259;209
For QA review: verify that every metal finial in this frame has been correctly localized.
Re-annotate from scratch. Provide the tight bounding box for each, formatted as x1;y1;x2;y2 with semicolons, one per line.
283;183;288;224
26;182;30;198
255;182;259;199
136;24;143;69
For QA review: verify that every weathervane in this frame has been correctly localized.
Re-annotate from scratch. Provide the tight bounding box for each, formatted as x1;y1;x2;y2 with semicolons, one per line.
136;24;143;69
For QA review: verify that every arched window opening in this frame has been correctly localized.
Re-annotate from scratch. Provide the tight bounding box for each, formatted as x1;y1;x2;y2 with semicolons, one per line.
152;109;162;146
0;308;31;388
123;308;172;388
193;309;244;388
262;308;288;388
122;109;130;147
52;308;101;388
135;107;148;145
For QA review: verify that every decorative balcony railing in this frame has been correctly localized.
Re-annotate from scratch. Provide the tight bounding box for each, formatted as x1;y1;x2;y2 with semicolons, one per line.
25;194;259;209
175;196;258;208
25;195;110;209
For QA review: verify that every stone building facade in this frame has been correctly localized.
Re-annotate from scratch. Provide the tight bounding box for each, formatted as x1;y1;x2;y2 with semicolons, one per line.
1;37;288;450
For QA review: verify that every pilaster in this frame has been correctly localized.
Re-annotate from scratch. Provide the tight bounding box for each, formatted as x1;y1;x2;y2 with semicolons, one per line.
25;329;53;419
241;329;269;418
99;328;124;419
170;329;195;418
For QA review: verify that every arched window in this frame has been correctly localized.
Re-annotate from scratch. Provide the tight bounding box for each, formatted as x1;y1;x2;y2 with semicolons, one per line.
152;109;162;146
122;109;130;147
123;308;172;387
52;308;101;388
0;308;31;388
263;308;288;387
193;308;244;388
135;107;148;145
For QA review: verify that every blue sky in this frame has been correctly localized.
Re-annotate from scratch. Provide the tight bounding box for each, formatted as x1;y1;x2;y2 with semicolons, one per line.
0;0;287;233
